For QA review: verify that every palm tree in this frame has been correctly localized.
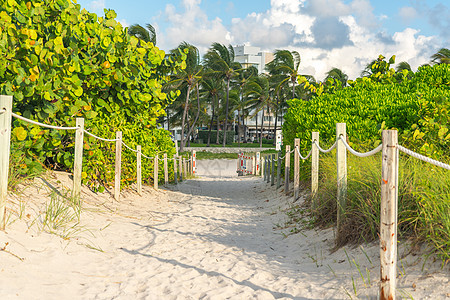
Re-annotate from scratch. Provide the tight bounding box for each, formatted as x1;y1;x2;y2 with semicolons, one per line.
396;61;412;72
430;48;450;64
201;74;223;146
245;75;270;148
127;23;157;45
233;66;258;145
325;67;348;87
265;50;301;99
169;42;202;152
203;43;242;146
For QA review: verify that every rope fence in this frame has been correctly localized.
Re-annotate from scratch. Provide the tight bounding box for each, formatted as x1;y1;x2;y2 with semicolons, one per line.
246;122;448;300
0;95;196;230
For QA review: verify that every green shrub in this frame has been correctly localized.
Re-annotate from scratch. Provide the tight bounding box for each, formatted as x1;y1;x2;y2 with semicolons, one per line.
1;0;185;189
197;130;234;145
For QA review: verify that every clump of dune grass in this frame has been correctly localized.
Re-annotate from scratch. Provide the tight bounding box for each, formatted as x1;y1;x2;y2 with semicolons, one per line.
304;152;449;263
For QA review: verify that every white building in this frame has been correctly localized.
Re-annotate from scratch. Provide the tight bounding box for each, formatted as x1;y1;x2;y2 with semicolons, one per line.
233;45;274;74
233;45;281;142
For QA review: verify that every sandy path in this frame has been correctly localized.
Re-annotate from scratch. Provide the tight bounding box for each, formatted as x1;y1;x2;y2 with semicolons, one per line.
1;160;448;299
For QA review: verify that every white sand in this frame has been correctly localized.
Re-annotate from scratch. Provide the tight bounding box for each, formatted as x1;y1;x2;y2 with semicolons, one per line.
1;159;448;299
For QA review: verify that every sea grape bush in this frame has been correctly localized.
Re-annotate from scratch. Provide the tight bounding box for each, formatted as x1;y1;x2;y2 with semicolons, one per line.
283;63;450;161
0;0;185;189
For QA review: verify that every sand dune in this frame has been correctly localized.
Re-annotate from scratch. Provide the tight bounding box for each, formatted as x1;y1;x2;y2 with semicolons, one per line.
0;159;448;299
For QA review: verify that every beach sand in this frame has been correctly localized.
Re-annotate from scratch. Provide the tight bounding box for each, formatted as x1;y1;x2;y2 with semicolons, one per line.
0;159;448;299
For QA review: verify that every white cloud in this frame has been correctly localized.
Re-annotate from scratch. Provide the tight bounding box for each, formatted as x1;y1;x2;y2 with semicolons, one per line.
118;19;129;28
157;1;230;53
398;6;418;25
89;0;105;14
155;0;442;80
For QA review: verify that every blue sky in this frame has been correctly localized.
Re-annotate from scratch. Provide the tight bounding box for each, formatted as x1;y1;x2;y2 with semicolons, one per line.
75;0;449;80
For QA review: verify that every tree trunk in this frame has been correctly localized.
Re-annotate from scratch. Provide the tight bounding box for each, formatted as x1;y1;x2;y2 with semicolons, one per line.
260;109;264;148
237;109;241;146
222;78;230;147
180;85;192;153
185;83;201;148
207;100;215;147
255;111;258;143
292;77;296;99
273;93;279;146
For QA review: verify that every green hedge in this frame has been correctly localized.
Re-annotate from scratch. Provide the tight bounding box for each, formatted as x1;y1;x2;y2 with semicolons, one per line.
197;130;235;145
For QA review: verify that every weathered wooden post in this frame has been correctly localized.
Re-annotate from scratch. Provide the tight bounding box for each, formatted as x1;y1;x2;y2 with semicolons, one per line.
164;153;168;186
276;152;282;189
154;155;159;190
336;123;347;233
380;130;399;300
294;138;300;200
284;145;291;195
263;156;267;181
256;152;260;176
72;117;84;204
173;155;178;184
183;157;187;179
311;132;319;209
271;154;276;186
137;145;142;195
267;155;271;183
192;150;196;175
252;154;256;175
0;95;12;230
179;156;183;181
114;131;122;201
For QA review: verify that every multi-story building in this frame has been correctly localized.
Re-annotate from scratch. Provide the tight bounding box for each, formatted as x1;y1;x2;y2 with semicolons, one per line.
233;46;280;142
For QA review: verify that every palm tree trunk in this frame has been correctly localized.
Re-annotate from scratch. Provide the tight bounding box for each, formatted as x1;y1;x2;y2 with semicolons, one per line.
222;78;230;147
292;78;296;99
207;101;215;147
180;85;192;152
185;83;201;147
273;93;279;146
260;109;264;148
237;109;241;146
255;111;258;143
216;95;221;144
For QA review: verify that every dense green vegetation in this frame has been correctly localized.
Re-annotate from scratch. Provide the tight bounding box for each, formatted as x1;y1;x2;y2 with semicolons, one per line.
283;59;449;261
1;0;186;190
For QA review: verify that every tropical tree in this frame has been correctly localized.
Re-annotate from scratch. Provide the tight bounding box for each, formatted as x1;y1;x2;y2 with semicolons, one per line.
203;43;242;146
127;23;157;45
396;61;412;72
325;67;348;87
430;48;450;64
265;50;301;99
201;74;223;146
245;75;270;147
169;42;202;152
233;66;258;144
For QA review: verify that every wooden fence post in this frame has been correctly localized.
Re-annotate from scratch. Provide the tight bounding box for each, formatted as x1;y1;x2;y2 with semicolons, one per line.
173;155;178;184
267;155;271;183
183;157;187;179
285;145;291;195
271;154;276;186
252;154;256;175
311;132;319;209
179;156;183;181
276;152;282;189
192;150;196;175
0;95;12;230
114;131;122;201
380;130;399;300
263;156;267;181
164;153;168;186
256;152;260;176
137;145;142;195
154;155;159;190
294;138;300;200
72;118;84;203
336;123;347;233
